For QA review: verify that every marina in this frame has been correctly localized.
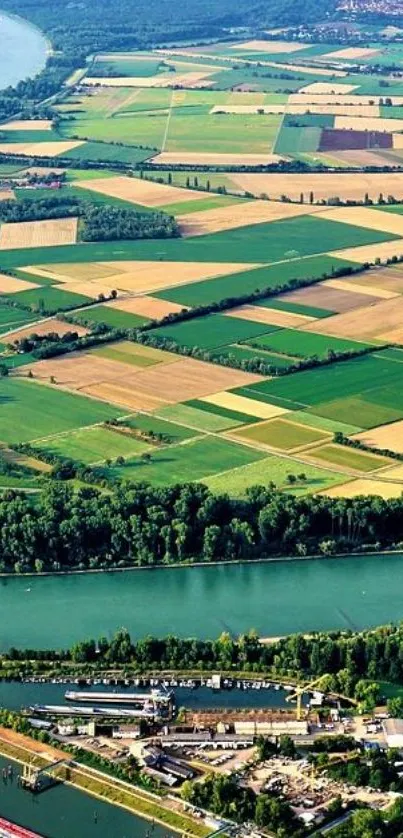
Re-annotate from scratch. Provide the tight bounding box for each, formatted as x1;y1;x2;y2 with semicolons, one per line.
2;552;403;650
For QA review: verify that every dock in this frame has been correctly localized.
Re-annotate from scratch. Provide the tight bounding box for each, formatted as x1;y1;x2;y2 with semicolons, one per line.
30;704;160;719
65;688;173;705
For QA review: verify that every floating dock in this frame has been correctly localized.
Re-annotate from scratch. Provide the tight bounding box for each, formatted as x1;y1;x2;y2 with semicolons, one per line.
0;817;44;838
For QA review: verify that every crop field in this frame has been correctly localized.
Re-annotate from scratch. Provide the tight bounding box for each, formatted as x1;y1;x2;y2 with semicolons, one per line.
36;425;153;464
91;341;177;368
154;256;356;308
307;396;403;430
0;218;78;251
353;420;403;454
178;201;324;237
68;305;150;329
226;305;314;328
0;378;120;444
155;402;242;432
109;435;266;486
302;295;403;341
306;442;392;472
150;312;275;349
248;328;371;358
203;454;345;497
106;296;187;319
201;391;289;419
229;172;403;203
231;417;331;450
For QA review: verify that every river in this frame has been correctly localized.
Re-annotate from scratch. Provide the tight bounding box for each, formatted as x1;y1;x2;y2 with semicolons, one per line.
1;552;403;649
0;11;48;90
0;756;174;838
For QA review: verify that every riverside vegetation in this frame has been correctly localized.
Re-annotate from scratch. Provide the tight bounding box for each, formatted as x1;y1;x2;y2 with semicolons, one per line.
3;481;403;573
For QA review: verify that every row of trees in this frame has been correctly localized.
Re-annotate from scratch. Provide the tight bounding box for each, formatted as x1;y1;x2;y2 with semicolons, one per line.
3;480;403;574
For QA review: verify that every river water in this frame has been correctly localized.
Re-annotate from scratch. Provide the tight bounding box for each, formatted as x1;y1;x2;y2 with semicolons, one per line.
1;553;403;650
0;11;47;89
0;756;174;838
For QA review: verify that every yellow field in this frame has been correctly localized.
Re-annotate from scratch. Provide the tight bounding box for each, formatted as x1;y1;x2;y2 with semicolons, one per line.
228;172;403;203
324;277;399;299
0;141;84;157
320;478;403;499
376;463;403;480
21;263;121;282
353;420;403;454
210;104;285;114
84;70;219;88
0;273;39;293
393;134;403;149
321;206;403;235
302;295;403;340
300;82;359;94
334;114;403;131
0;217;78;250
201;391;288;419
74;175;206;208
233;40;309;53
288;103;380;116
150;152;284;166
178;200;322;236
330;239;403;264
225;305;314;327
57;281;117;298
107;296;188;318
321;47;380;60
342;266;403;294
0;120;52;131
289;93;403;105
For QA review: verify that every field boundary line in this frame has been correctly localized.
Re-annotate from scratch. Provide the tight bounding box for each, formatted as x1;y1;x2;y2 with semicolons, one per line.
161;89;174;152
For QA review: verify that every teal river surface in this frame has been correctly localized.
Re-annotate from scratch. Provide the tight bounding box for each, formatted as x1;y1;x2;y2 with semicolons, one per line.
2;553;403;649
0;11;47;89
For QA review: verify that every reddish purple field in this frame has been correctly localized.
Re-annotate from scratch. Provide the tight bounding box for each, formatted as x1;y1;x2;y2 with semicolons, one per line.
319;128;393;151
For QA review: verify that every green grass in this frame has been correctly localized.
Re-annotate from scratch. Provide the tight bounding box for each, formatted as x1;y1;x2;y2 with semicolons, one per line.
211;345;296;368
234;386;304;411
248;329;371;359
158;195;246;215
308;396;403;430
275;125;322;155
309;443;392;472
234;417;330;450
203;454;345;497
122;413;199;442
16;184;154;212
290;409;362;436
165;112;282;154
92;58;164;77
0;216;391;270
261;299;334;318
155;402;238;432
0;130;60;143
0;378;121;444
36;425;152;464
109;435;265;485
61;113;167;149
10;287;91;313
155;256;358;308
150;313;274;349
66;140;154;164
184;398;259;426
71;306;148;329
245;354;403;407
0;305;38;328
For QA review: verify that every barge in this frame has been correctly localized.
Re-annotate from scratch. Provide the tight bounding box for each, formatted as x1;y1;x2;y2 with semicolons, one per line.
0;818;43;838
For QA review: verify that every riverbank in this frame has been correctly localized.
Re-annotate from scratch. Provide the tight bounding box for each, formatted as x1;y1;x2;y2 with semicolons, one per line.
0;547;401;578
0;728;207;838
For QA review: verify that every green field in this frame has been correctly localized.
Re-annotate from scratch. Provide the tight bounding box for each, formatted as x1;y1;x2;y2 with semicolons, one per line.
308;396;403;429
290;409;362;436
0;378;121;444
203;454;345;497
71;306;148;329
156;402;240;432
244;354;403;407
165;112;282;154
109;435;265;486
36;425;153;464
0;215;393;270
234;417;330;450
249;329;371;359
159;195;246;215
0;305;39;329
184;398;260;426
122;413;200;443
212;345;296;369
10;287;91;314
309;443;392;472
155;256;356;308
150;313;274;349
262;299;335;318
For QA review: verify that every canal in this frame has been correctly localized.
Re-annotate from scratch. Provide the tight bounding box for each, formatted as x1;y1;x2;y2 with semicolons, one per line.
1;552;403;649
0;12;47;89
0;756;175;838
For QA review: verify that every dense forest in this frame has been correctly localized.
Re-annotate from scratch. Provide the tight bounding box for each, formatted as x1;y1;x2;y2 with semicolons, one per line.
0;196;179;241
2;480;403;574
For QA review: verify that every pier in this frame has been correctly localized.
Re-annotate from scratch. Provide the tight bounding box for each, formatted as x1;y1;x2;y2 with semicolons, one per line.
20;758;71;793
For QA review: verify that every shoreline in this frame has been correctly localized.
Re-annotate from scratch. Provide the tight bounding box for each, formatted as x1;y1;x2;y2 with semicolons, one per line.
0;547;402;579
